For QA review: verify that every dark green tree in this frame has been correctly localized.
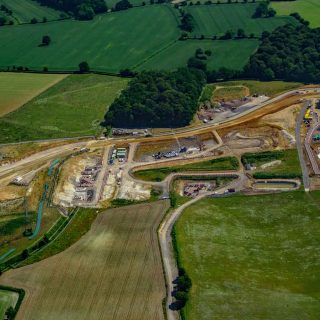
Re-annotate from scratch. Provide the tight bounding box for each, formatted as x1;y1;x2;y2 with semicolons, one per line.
79;61;90;73
42;35;51;46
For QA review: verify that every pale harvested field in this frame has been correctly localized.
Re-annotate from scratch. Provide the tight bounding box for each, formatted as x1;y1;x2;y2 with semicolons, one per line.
0;201;169;320
0;73;66;116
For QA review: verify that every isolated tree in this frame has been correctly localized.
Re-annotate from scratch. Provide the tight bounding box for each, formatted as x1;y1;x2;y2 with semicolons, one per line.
30;17;38;24
79;61;90;73
42;35;51;46
195;48;203;56
237;28;246;38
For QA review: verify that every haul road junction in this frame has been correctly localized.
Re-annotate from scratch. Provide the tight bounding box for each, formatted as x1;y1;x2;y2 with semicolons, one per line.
0;85;320;319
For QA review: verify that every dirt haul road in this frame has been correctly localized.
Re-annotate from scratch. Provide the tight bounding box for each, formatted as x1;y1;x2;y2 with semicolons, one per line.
0;201;169;320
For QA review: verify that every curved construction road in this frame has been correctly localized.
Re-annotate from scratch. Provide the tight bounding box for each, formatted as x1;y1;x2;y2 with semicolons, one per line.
158;174;247;320
295;101;311;191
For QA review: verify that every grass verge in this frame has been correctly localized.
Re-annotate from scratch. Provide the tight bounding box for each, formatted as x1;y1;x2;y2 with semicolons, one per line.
18;208;99;267
133;156;239;182
241;149;302;179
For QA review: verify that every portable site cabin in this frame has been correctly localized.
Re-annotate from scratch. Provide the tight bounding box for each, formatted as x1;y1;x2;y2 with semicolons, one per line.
116;148;127;159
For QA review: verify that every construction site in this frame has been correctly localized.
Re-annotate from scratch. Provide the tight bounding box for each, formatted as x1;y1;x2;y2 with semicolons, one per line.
0;83;320;320
182;181;216;198
134;133;218;162
0;87;317;222
198;92;269;124
301;99;320;181
0;87;319;214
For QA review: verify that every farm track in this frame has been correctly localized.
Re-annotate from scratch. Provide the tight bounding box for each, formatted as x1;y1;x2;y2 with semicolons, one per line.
0;201;169;320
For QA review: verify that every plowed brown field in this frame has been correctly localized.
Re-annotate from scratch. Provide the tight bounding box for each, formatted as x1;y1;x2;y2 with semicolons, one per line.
0;201;169;320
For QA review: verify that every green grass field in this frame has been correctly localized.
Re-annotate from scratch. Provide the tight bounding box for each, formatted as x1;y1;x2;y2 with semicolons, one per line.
0;6;179;72
175;192;320;320
242;149;302;179
185;3;298;37
0;289;19;319
133;156;239;181
138;39;259;71
0;72;66;116
200;80;302;102
0;0;62;24
272;0;320;28
0;74;128;142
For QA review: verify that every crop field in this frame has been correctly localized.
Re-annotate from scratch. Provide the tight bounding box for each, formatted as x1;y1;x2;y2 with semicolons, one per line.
0;72;66;117
272;0;320;28
133;156;239;181
0;201;169;320
20;207;99;267
0;6;179;73
0;289;19;319
185;3;297;37
0;74;128;142
0;0;62;24
138;39;259;71
175;192;320;320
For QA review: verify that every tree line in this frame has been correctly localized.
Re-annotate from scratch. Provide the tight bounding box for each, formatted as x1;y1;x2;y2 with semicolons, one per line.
32;0;107;20
187;22;320;84
103;68;206;128
244;24;320;82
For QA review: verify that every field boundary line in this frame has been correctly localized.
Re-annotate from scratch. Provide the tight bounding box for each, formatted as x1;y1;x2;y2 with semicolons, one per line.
0;73;68;117
132;40;178;70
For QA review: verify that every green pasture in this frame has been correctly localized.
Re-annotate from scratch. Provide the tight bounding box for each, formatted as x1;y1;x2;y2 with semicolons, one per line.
138;39;259;71
242;149;302;179
0;74;128;142
272;0;320;28
175;191;320;320
185;3;298;37
0;6;179;73
0;289;18;319
200;80;302;102
0;0;62;24
133;156;239;181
